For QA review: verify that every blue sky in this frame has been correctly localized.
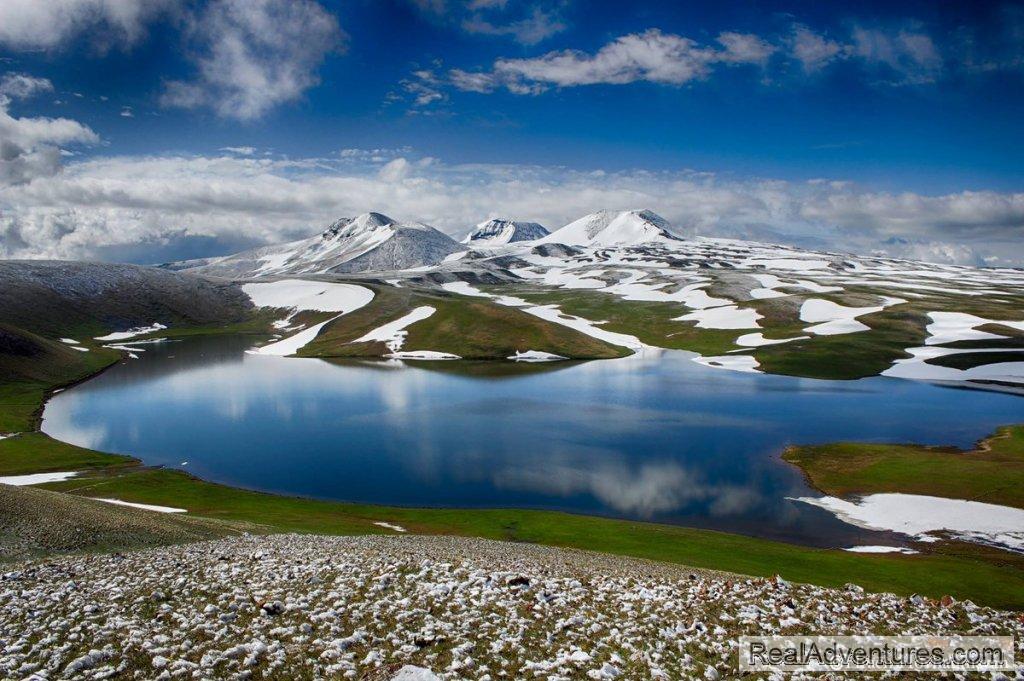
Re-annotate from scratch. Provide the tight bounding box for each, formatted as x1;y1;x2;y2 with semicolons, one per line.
1;0;1023;265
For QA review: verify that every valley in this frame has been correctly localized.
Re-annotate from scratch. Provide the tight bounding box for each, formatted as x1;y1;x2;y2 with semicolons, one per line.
2;208;1024;612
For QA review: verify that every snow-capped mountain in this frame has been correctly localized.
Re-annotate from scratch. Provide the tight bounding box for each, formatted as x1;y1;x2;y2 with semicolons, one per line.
540;209;684;247
187;213;465;277
463;219;550;246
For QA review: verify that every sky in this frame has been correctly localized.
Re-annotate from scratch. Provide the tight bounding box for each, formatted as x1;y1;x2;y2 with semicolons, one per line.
0;0;1022;267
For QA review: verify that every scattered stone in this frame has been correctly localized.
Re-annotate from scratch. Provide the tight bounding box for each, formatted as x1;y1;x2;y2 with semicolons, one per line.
0;534;1017;681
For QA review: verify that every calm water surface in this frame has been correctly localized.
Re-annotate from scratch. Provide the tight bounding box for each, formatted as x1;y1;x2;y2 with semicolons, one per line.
42;335;1024;548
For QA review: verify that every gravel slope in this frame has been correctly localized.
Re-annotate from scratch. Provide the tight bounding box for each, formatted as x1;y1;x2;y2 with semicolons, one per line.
0;484;243;561
1;533;1019;680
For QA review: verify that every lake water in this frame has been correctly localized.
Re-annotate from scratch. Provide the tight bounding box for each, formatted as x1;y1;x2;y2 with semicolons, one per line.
42;335;1024;548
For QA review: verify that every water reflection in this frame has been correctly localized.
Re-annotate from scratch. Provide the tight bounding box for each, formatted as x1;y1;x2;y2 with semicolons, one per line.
42;334;1024;548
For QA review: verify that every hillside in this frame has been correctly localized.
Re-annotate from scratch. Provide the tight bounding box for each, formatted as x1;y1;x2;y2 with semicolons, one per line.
0;483;243;561
188;213;465;278
0;533;1019;679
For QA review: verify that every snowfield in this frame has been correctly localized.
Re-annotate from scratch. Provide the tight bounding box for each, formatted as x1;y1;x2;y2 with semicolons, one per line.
244;280;375;356
242;280;374;313
94;323;167;342
795;493;1024;553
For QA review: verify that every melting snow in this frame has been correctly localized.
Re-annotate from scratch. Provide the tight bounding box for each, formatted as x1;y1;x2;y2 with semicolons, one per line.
843;545;919;554
373;521;408;533
90;498;187;513
354;306;436;353
692;354;760;373
244;281;375;356
795;493;1024;553
508;350;567;362
441;281;491;297
924;311;1024;345
0;471;80;486
676;305;762;330
735;332;808;347
799;297;903;336
386;351;461;360
250;317;340;357
94;323;167;342
242;280;374;313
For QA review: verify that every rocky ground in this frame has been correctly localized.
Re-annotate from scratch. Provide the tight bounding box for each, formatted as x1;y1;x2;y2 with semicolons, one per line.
0;484;244;562
1;534;1021;680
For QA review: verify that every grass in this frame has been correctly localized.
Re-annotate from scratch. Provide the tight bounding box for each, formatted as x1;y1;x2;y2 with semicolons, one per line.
28;458;1024;609
509;286;933;379
4;290;1024;610
782;424;1024;508
301;284;628;360
925;351;1024;370
0;433;133;476
0;324;122;432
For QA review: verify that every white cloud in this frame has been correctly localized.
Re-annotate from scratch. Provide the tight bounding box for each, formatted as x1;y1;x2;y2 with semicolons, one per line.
0;74;98;186
461;6;566;45
161;0;344;121
408;0;566;45
1;150;1021;266
0;0;179;51
716;32;776;65
220;146;258;156
789;25;844;71
0;74;55;101
850;26;942;83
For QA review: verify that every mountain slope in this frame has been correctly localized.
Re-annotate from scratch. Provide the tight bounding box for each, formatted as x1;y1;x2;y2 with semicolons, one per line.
189;212;465;278
540;209;683;247
464;219;549;246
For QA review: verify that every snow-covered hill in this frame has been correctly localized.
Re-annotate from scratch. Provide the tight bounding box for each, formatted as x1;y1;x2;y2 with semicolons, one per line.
188;213;465;278
539;209;684;247
463;219;549;246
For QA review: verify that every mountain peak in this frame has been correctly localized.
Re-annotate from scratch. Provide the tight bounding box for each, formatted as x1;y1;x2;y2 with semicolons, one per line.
541;209;682;247
322;212;397;239
464;218;550;246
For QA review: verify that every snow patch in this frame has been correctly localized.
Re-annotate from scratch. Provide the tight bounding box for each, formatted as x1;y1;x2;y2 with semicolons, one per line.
94;323;167;342
373;521;408;533
508;350;567;362
0;471;79;486
441;281;491;297
795;493;1024;553
385;350;461;360
800;297;903;336
90;498;187;514
924;311;1024;345
843;545;919;555
735;332;808;347
354;306;436;353
676;305;762;330
242;280;374;313
693;354;760;373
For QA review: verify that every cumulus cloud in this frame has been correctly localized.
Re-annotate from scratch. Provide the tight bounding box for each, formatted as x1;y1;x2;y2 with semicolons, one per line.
0;74;99;187
448;29;773;94
1;149;1022;266
161;0;344;121
0;0;179;51
420;18;1004;105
